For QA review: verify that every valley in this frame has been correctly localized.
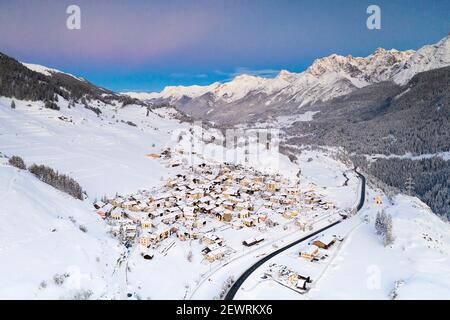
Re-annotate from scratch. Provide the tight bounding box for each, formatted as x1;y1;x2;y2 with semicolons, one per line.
0;33;449;300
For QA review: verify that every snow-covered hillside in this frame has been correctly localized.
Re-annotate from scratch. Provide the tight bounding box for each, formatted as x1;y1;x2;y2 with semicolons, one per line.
131;34;450;110
22;62;83;81
0;160;121;299
0;96;186;198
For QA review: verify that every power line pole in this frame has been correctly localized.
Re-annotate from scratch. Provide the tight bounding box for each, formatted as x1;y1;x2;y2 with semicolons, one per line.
405;176;415;196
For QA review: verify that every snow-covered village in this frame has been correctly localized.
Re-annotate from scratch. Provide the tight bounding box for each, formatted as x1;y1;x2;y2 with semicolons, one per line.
97;152;338;256
1;2;450;303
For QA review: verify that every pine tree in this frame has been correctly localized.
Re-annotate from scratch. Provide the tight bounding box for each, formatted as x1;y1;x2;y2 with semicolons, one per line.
8;155;26;169
375;210;387;235
375;210;395;246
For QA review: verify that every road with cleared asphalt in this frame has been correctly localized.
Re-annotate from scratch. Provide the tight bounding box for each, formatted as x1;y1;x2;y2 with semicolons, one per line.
224;169;366;300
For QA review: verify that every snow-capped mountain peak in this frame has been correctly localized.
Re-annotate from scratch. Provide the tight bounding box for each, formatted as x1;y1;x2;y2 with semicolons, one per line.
393;34;450;85
128;34;449;111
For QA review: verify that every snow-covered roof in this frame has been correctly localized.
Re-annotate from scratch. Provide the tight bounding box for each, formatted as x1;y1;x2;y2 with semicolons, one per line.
302;245;319;255
314;235;336;246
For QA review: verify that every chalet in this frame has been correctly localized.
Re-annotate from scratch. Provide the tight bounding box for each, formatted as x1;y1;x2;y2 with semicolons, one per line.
148;208;165;219
286;187;300;196
198;196;212;205
270;196;281;205
187;189;204;200
300;245;319;261
126;211;146;223
193;219;207;229
296;279;308;290
238;209;250;219
312;235;336;249
131;203;148;212
147;153;161;159
183;208;196;220
266;181;280;192
235;201;249;211
110;208;124;220
178;233;187;241
96;203;113;218
279;197;294;205
132;194;146;202
216;210;232;222
177;228;198;241
222;201;235;211
93;201;105;210
153;199;164;208
154;226;177;242
321;202;334;210
112;198;124;207
239;178;251;187
243;218;255;227
223;187;239;198
219;166;231;175
139;232;153;247
164;198;177;208
242;236;264;247
96;209;107;219
122;200;137;210
252;176;264;184
204;204;216;214
283;210;298;219
162;210;182;224
141;219;153;229
202;234;223;246
201;243;221;255
205;247;228;262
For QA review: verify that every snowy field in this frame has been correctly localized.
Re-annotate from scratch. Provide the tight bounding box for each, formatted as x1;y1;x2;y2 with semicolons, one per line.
0;97;186;199
0;161;122;299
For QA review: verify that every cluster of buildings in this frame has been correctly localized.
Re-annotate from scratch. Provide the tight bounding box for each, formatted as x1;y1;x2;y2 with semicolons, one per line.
93;161;335;263
264;263;313;292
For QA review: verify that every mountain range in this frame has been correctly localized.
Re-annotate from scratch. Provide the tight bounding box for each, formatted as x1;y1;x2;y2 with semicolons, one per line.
126;34;450;124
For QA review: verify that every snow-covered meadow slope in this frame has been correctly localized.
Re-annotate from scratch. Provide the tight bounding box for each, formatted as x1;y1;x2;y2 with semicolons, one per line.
0;96;186;198
0;160;121;299
307;195;450;300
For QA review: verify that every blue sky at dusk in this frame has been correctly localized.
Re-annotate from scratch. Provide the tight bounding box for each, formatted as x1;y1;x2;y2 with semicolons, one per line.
0;0;449;92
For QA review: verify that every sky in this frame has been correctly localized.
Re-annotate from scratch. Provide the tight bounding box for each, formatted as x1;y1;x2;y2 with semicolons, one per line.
0;0;449;92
